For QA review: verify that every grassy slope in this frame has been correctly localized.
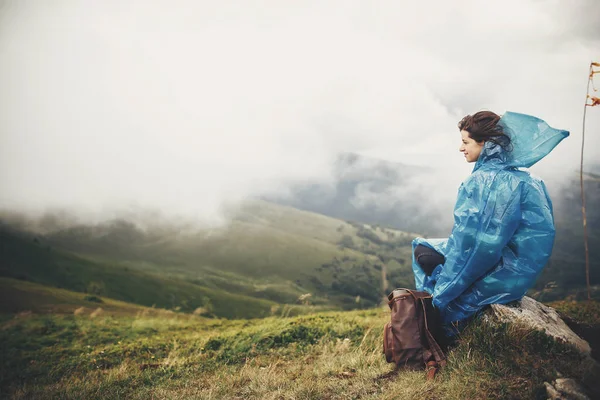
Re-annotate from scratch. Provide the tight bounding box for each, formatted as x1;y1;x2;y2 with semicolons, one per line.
0;277;180;316
0;276;328;319
1;301;598;399
2;200;416;314
0;229;279;319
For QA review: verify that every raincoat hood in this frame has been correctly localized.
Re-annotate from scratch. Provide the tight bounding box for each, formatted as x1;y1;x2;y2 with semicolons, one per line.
473;111;570;171
412;112;569;333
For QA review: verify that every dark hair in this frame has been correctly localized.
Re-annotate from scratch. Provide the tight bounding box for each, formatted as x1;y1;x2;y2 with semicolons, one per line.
458;111;511;149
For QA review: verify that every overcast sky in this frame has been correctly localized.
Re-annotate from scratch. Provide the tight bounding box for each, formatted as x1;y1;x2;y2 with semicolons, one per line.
1;0;598;223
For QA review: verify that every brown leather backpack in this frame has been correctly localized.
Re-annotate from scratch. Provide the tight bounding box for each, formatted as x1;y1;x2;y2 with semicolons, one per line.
383;288;446;379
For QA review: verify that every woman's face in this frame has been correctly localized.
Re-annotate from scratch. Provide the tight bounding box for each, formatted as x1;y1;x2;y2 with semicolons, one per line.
459;130;484;163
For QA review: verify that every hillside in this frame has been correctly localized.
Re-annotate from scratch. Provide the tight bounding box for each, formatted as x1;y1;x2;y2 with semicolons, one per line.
1;301;598;399
0;201;417;316
0;277;171;316
0;227;282;319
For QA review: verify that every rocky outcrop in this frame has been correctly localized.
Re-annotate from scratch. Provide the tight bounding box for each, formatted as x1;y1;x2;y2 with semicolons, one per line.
544;378;590;400
490;296;591;356
489;297;595;399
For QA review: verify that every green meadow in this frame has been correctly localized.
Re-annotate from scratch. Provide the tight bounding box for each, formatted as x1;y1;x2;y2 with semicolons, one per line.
1;300;599;399
2;201;599;399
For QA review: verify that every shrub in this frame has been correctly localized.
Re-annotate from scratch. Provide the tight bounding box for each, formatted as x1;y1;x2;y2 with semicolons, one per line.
83;295;103;303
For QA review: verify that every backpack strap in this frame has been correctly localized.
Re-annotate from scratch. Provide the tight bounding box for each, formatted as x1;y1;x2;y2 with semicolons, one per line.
425;328;446;368
406;290;447;368
426;361;439;380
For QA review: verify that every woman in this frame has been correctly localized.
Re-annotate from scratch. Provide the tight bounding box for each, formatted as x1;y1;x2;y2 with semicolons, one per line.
411;111;569;333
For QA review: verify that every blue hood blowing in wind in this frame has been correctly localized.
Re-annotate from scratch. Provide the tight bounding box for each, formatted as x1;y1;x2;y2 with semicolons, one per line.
412;112;569;330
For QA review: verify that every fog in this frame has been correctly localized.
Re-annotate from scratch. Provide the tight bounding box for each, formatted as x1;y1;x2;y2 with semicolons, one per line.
1;0;598;225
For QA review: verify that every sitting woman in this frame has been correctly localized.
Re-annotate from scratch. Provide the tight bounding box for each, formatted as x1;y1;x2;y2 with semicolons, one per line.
411;111;569;334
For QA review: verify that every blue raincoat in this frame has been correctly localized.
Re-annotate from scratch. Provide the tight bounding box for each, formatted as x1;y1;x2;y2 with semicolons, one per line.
411;112;569;328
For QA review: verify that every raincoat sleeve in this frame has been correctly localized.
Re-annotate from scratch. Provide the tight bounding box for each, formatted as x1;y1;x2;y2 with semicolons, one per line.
411;237;448;294
432;171;522;312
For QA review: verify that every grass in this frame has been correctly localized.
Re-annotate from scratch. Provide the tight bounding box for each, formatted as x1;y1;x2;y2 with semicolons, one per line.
1;302;598;399
549;299;600;325
0;277;153;315
0;277;325;319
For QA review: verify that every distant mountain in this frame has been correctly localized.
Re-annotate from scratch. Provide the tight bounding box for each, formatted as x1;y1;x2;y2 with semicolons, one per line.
264;152;452;237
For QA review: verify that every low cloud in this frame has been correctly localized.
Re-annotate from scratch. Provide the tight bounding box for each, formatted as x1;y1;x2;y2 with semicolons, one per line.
0;0;597;224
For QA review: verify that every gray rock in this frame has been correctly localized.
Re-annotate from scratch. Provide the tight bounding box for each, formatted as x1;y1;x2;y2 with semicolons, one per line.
544;378;589;400
545;381;562;399
490;296;591;356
